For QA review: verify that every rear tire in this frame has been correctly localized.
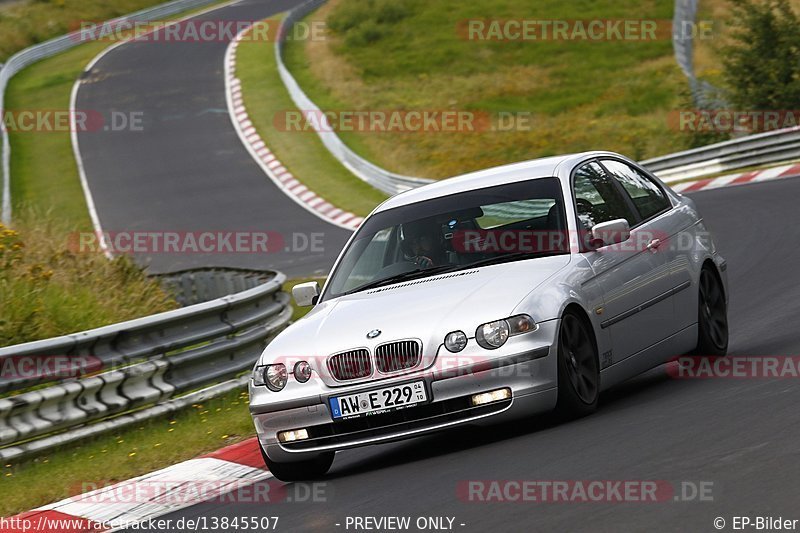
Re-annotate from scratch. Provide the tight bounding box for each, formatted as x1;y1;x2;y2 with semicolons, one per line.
694;267;728;356
555;310;600;418
259;444;334;482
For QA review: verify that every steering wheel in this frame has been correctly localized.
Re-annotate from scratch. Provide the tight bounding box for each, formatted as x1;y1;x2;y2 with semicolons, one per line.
415;256;434;268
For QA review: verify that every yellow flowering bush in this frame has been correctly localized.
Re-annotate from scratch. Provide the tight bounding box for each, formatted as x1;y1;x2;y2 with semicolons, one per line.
0;223;25;273
0;219;177;346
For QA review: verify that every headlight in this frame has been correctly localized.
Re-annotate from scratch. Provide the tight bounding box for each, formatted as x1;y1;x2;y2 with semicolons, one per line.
294;361;312;383
475;314;537;350
444;330;468;352
265;363;288;391
476;320;510;349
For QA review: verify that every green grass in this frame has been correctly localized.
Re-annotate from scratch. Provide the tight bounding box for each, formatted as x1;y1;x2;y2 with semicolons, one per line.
0;214;178;346
0;0;196;62
282;0;690;179
6;41;110;228
236;21;387;217
0;388;255;517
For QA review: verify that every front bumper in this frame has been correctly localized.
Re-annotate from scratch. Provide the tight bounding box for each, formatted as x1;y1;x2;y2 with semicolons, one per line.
250;320;559;463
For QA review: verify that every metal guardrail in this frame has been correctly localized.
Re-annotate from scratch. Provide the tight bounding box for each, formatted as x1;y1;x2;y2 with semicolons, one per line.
0;0;224;224
157;267;280;306
275;0;434;195
673;0;725;109
641;126;800;182
0;271;291;462
672;0;697;81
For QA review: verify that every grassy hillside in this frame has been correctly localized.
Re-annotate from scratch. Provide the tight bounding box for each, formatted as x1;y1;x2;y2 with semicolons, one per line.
0;0;181;61
284;0;688;179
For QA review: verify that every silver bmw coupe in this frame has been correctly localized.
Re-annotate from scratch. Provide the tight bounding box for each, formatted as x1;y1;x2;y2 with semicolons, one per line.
249;151;728;481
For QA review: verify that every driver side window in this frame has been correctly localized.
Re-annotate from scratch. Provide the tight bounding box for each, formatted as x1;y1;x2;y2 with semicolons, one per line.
600;159;671;222
572;161;637;232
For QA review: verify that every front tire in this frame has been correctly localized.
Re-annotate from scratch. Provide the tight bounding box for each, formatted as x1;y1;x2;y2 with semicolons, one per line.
259;444;334;482
694;266;728;356
555;310;599;418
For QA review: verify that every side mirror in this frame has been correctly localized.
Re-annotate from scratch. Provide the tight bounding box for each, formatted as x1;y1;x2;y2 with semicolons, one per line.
590;218;631;248
292;281;320;307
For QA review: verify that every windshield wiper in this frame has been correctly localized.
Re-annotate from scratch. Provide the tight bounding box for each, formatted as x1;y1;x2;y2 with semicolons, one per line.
346;264;459;295
455;251;557;270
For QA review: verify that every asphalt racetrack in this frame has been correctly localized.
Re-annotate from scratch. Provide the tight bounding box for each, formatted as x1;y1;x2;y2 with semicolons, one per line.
75;0;351;277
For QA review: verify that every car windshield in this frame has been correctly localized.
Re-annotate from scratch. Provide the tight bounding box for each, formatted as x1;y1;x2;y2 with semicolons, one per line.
323;177;569;300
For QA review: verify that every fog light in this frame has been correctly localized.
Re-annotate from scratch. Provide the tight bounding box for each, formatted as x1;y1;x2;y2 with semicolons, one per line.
294;361;312;383
278;428;309;442
471;388;511;406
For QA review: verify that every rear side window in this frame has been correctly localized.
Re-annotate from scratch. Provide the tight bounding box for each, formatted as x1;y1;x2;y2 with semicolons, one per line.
601;159;671;221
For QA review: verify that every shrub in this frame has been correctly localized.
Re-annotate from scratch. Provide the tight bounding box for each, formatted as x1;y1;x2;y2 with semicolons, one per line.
722;0;800;116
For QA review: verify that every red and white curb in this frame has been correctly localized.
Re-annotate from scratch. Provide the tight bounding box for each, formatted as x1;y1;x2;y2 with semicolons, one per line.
2;438;267;532
667;162;800;194
224;28;363;231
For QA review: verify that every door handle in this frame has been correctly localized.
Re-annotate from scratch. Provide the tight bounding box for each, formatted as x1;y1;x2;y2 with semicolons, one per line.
646;238;662;251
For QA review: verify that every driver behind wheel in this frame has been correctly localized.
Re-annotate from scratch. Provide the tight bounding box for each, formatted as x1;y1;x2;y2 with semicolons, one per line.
400;220;444;268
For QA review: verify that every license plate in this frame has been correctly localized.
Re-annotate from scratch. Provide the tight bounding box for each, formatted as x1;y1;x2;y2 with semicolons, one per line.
329;380;427;419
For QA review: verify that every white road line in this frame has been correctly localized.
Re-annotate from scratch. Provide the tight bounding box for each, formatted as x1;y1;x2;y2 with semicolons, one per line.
70;0;244;259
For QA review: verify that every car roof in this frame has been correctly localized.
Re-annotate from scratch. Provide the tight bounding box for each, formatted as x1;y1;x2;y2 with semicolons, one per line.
374;151;616;212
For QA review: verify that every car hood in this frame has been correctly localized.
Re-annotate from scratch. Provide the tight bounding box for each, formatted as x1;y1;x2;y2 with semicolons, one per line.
263;255;571;364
